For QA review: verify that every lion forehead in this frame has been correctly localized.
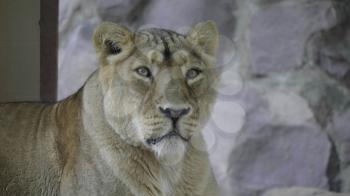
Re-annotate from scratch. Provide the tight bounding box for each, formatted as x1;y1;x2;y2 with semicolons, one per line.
135;28;191;63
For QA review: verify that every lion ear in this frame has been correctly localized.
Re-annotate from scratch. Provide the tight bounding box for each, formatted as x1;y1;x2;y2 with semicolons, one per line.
186;21;219;56
93;22;134;65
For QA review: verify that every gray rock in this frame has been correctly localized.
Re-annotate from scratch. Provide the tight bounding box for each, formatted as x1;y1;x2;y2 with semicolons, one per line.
303;20;350;89
341;166;350;192
229;123;330;196
249;1;336;76
140;0;236;37
59;0;100;47
327;109;350;166
262;187;350;196
58;22;99;100
241;67;350;193
221;80;332;196
292;68;350;192
302;1;350;88
96;0;147;25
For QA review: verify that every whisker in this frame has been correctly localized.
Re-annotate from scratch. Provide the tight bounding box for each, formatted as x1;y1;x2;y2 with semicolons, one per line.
145;117;162;120
189;116;199;121
151;127;164;132
145;121;165;126
184;128;195;133
182;122;197;127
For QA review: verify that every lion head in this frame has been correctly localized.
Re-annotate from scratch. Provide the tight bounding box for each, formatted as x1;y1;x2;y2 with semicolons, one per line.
93;21;219;164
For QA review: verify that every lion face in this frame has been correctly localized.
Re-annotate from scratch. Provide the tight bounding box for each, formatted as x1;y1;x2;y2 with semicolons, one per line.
93;21;219;163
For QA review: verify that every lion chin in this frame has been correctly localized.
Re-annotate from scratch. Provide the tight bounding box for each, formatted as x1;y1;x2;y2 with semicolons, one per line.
150;135;187;166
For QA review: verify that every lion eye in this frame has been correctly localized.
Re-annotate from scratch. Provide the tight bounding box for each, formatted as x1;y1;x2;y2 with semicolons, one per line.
135;66;152;78
186;68;202;80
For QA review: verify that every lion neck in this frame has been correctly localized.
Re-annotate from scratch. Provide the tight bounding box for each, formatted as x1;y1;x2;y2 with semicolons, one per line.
81;70;141;146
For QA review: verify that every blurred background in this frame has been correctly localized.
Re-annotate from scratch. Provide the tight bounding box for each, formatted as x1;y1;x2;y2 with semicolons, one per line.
58;0;350;196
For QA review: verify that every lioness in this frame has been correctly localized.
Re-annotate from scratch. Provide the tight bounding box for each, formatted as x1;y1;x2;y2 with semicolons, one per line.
0;21;220;196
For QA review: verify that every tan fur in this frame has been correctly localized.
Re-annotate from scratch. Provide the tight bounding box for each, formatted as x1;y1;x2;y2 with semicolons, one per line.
0;21;221;196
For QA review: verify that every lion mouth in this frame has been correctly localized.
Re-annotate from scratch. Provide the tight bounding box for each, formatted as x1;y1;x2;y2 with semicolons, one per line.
146;129;189;145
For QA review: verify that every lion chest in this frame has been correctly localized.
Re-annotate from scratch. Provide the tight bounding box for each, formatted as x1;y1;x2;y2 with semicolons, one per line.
159;165;183;195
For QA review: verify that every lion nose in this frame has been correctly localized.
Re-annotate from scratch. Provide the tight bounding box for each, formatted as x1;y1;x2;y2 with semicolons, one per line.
159;107;190;120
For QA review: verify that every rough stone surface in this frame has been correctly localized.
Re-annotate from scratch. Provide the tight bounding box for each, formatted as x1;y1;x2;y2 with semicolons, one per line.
226;83;331;196
304;0;350;88
97;0;145;23
229;125;331;194
341;167;350;192
262;187;350;196
140;0;236;37
58;22;98;99
249;0;336;76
